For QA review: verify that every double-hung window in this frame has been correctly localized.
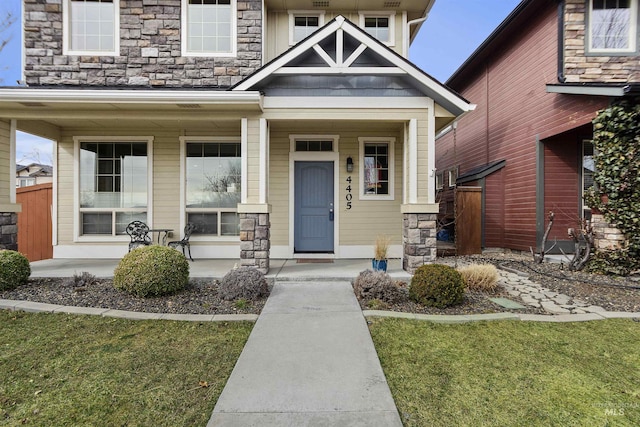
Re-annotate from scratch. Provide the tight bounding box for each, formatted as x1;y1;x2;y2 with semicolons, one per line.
183;0;237;56
78;139;150;237
289;12;324;45
184;140;241;237
359;137;395;200
359;13;395;45
588;0;638;53
64;0;119;55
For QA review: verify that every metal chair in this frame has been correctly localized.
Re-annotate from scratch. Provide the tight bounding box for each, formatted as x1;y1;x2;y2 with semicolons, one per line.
126;220;152;252
168;223;196;261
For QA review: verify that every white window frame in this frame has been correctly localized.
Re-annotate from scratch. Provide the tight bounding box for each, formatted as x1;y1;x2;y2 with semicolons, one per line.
288;10;325;45
63;0;120;56
359;11;395;46
448;167;458;188
435;171;444;191
73;136;154;242
180;136;242;242
181;0;238;57
359;137;395;201
587;0;638;53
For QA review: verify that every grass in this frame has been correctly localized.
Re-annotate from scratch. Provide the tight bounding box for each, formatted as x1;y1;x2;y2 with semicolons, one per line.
0;311;252;426
369;318;640;426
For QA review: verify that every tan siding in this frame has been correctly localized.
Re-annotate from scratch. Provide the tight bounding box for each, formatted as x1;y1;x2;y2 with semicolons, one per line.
57;136;75;244
267;122;405;248
416;118;430;202
55;126;243;247
265;10;405;62
0;120;10;203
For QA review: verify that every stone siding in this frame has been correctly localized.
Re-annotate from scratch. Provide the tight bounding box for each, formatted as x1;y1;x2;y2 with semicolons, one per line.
239;213;270;273
23;0;262;87
563;0;639;84
591;213;626;251
402;213;437;274
0;213;18;251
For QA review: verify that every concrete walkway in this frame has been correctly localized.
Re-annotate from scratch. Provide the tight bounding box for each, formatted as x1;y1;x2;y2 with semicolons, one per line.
207;281;402;427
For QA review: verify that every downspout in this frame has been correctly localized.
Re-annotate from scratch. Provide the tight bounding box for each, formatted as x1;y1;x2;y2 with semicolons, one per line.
407;15;429;52
557;0;566;83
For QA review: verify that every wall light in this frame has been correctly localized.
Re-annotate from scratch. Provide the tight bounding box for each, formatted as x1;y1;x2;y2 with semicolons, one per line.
346;156;354;173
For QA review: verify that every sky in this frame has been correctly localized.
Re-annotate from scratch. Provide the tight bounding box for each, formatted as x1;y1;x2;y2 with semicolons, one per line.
0;0;521;164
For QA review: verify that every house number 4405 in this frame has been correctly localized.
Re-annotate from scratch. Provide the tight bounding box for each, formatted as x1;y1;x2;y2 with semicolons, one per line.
345;176;353;210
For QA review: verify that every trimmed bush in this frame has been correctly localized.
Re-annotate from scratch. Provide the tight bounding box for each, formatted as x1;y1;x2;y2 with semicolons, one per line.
0;250;31;291
458;264;500;293
114;245;189;297
66;271;98;289
219;267;269;301
353;269;408;304
409;264;465;308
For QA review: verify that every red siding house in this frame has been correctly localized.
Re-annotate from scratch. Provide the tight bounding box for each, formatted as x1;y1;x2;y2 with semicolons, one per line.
436;0;639;253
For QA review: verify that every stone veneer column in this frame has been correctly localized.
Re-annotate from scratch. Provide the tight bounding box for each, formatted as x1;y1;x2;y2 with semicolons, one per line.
403;213;437;274
591;213;626;252
239;213;270;274
0;212;18;251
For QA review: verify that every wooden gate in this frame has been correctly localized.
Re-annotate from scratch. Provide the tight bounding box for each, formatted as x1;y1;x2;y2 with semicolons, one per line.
455;186;482;255
17;183;53;261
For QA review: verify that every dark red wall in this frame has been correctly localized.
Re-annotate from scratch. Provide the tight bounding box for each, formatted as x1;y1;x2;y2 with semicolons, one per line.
435;0;609;251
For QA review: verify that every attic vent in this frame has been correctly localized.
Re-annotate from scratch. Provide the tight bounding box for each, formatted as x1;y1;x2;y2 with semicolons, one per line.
311;1;329;7
176;104;202;109
19;102;46;107
383;1;401;7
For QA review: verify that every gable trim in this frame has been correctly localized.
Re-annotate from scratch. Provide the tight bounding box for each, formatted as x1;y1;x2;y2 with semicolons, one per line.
231;16;473;116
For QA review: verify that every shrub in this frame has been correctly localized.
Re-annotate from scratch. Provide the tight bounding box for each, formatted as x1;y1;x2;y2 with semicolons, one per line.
113;245;189;297
409;264;465;308
219;267;269;301
66;271;98;289
0;250;31;291
353;270;408;304
457;264;500;293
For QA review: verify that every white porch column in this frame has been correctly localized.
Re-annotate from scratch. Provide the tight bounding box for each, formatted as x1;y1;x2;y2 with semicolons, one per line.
408;118;418;204
0;119;21;251
238;117;271;273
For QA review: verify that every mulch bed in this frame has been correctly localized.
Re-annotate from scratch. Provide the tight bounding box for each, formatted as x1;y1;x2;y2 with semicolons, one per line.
2;253;639;316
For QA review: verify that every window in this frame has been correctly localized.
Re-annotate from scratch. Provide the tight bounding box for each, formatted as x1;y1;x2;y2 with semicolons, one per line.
183;0;236;56
588;0;638;52
185;141;241;236
582;140;595;219
295;140;333;152
289;12;324;45
18;178;36;187
359;13;395;45
435;171;444;191
359;137;395;200
64;0;119;55
448;167;458;188
79;141;149;236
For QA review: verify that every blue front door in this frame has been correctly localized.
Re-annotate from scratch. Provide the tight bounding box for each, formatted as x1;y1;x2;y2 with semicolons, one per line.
294;161;334;253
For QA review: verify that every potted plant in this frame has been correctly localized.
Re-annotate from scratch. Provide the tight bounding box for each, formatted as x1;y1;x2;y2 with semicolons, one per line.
372;234;390;272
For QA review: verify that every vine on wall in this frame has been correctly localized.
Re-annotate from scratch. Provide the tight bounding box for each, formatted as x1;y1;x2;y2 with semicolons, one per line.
586;99;640;275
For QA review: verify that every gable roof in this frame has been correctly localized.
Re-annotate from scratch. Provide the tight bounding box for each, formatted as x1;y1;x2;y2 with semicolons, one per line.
232;15;473;117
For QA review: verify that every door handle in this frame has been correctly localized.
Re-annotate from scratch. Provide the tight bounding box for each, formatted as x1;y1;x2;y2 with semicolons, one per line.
329;208;334;221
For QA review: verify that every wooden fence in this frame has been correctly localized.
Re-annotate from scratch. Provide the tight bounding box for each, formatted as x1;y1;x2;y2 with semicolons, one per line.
17;183;53;261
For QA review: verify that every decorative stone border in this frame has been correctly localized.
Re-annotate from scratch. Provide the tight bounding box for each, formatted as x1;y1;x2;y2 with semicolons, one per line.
0;212;18;251
402;213;437;273
239;212;270;273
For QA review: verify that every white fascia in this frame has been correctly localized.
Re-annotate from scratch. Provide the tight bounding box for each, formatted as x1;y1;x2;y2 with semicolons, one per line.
0;89;263;106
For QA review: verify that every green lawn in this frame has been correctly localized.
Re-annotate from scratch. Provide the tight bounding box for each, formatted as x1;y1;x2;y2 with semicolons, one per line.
0;311;252;426
370;318;640;426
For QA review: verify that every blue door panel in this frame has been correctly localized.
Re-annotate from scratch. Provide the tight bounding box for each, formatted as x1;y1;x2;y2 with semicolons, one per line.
294;162;334;252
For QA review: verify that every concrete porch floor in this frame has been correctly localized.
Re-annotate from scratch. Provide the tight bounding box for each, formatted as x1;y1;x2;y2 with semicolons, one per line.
30;258;412;281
